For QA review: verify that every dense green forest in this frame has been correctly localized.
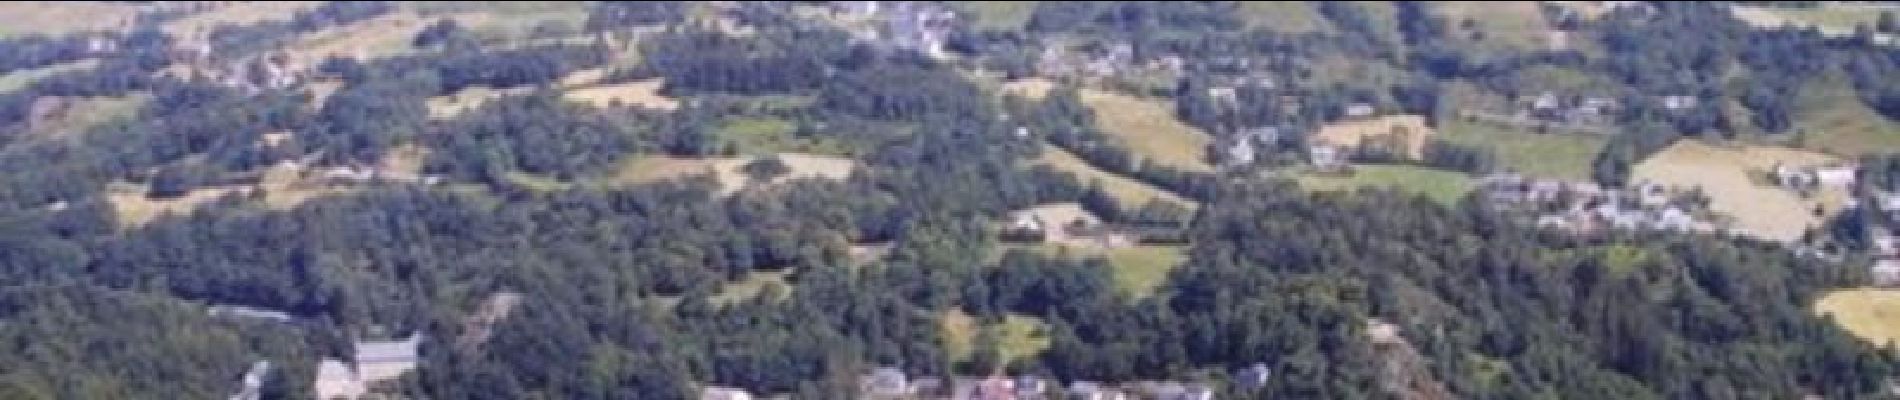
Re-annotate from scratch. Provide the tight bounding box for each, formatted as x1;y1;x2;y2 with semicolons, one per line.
1;1;1900;399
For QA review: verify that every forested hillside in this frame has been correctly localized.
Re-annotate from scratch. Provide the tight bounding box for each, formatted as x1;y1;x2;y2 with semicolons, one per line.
1;1;1899;399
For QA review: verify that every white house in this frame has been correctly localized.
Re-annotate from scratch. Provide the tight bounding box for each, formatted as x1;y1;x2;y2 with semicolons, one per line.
314;359;364;400
354;333;424;383
1660;95;1697;111
1344;102;1376;118
1815;166;1857;188
1876;259;1900;287
229;360;271;400
700;387;754;400
1309;145;1345;171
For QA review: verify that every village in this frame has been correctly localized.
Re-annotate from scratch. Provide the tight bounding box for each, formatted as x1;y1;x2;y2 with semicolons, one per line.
13;1;1900;399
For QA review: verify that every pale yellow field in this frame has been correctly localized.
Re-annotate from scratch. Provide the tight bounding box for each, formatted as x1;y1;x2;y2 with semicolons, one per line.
558;68;610;88
284;12;432;64
254;162;357;211
109;160;366;227
0;2;144;37
1000;78;1058;101
942;309;979;363
1031;243;1189;299
1033;145;1193;208
426;86;530;119
565;79;679;110
611;153;857;196
306;80;343;109
1432;1;1554;51
0;60;99;95
22;93;150;140
1632;141;1847;243
1079;89;1214;172
163;1;326;39
711;269;793;306
379;144;429;176
107;186;241;228
1313;114;1435;160
1816;289;1900;348
941;310;1050;369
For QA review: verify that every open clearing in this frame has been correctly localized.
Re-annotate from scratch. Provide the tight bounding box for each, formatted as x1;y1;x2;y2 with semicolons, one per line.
107;185;242;229
565;79;679;111
109;159;368;228
1079;89;1215;172
1731;3;1894;38
0;60;100;95
22;93;149;141
711;269;794;306
426;86;530;119
1432;1;1555;52
1000;78;1057;101
942;310;1051;369
0;2;144;37
284;12;432;64
1437;119;1606;181
1033;243;1188;299
162;2;325;38
1239;2;1330;33
1632;141;1847;243
1314;114;1436;160
405;1;590;41
1796;73;1900;154
1298;165;1475;206
1033;145;1194;208
558;68;610;88
952;1;1037;32
610;153;857;196
1816;288;1900;348
1011;203;1114;248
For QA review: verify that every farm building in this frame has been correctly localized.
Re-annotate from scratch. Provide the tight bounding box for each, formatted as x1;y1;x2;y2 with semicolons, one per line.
1000;211;1048;243
1344;102;1376;119
354;333;423;383
209;305;293;323
700;387;754;400
1660;95;1698;111
1875;259;1900;287
1068;382;1129;400
314;333;424;400
1874;230;1899;258
1238;363;1273;390
861;367;910;398
1309;145;1346;171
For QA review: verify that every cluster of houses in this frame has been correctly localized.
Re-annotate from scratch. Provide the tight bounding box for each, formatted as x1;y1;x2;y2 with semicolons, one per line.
1860;191;1900;286
701;365;1273;400
1218;103;1380;172
1000;209;1186;247
161;33;312;94
1479;174;1718;235
1036;42;1189;81
310;163;444;186
832;1;958;59
1524;91;1619;128
206;303;426;400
